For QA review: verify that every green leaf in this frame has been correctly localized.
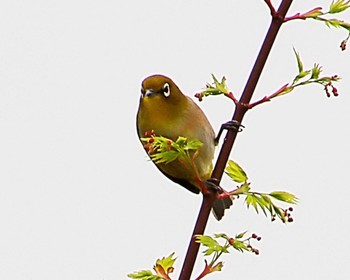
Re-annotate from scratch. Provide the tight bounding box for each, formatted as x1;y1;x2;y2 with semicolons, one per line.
261;194;272;204
184;139;203;150
211;261;224;272
276;86;294;96
272;204;286;222
142;135;203;170
175;136;187;147
127;270;161;280
303;7;324;18
231;183;251;195
298;70;311;79
324;18;343;28
245;194;259;213
255;195;268;216
329;0;350;14
196;235;218;247
211;74;229;94
269;191;299;204
225;160;248;183
214;233;229;239
156;253;176;273
195;235;228;255
150;151;179;164
235;231;248;239
294;70;311;83
231;239;249;252
293;47;303;73
311;64;322;79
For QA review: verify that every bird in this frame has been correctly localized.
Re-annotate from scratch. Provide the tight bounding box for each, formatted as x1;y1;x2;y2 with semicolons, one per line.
136;74;232;220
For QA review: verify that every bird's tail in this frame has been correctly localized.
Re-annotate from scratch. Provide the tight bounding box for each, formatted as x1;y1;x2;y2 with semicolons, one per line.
212;196;233;221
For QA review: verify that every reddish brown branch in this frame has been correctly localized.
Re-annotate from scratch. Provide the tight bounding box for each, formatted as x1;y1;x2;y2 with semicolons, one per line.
179;1;293;280
264;0;277;16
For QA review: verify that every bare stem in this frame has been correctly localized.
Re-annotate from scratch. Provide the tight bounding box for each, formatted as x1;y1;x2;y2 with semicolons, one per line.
178;1;293;280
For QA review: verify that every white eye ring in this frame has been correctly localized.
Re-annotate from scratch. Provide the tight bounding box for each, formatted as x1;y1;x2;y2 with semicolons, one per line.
163;83;170;97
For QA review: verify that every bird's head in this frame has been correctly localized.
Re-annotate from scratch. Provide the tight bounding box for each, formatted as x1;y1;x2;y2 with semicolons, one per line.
140;75;185;105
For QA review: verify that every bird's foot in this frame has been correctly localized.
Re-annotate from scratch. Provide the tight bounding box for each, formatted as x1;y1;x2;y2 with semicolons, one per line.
204;178;223;194
205;178;233;221
215;120;245;144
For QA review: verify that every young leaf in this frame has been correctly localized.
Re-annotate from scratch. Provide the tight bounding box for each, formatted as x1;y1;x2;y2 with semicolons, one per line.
211;74;229;94
211;261;224;272
195;235;228;255
151;151;179;164
230;183;251;195
235;231;248;239
302;7;324;18
293;47;304;73
276;85;294;96
214;233;229;239
184;139;203;150
155;253;176;274
311;64;322;79
294;70;311;83
127;270;161;280
324;18;344;28
329;0;350;14
269;191;299;204
225;160;248;183
245;194;259;213
255;195;268;216
231;239;249;252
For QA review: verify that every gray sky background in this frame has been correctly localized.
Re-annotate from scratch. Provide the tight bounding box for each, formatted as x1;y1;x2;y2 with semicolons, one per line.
1;1;349;279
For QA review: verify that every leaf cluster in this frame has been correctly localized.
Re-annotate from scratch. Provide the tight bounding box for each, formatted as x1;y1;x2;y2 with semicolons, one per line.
141;134;203;166
194;232;260;279
195;48;340;107
285;0;350;49
276;48;340;98
128;253;176;280
226;160;298;223
286;0;350;27
194;74;236;102
128;232;260;280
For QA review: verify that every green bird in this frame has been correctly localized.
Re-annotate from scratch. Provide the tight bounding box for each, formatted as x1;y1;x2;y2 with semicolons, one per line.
137;74;232;220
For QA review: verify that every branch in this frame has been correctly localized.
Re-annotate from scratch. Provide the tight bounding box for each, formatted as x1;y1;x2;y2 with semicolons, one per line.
178;1;294;280
264;0;277;17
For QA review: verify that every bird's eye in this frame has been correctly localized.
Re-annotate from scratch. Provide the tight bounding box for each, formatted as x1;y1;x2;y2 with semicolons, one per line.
163;83;170;97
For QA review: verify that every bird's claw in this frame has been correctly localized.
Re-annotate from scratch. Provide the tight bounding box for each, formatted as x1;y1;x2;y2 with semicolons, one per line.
215;120;245;144
222;120;245;132
205;178;224;193
205;178;234;221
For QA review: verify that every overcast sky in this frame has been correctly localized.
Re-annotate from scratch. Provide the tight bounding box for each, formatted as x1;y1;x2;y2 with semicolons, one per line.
1;1;349;279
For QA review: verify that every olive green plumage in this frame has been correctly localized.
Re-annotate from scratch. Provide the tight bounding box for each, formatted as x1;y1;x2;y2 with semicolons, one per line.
137;74;231;220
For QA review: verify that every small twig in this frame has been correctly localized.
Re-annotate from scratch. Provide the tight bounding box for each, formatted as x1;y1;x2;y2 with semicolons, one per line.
264;0;277;16
225;92;239;104
246;83;290;109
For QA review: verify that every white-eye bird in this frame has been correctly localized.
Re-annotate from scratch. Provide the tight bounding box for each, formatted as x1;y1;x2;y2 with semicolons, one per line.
136;74;232;220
